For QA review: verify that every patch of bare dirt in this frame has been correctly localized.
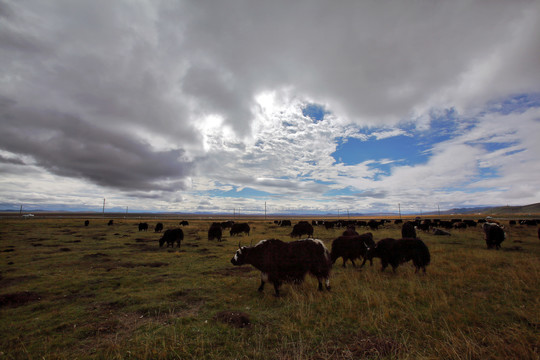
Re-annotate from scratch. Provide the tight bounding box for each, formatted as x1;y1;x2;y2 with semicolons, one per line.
214;310;252;328
0;291;42;308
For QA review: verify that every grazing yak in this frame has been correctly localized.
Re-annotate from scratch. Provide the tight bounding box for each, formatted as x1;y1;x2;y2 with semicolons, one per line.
107;220;114;226
179;220;189;226
365;238;397;271
84;220;89;227
208;222;223;241
220;220;234;229
230;238;332;296
154;222;164;233
159;228;184;248
483;222;505;249
290;221;314;238
367;220;381;230
401;221;417;238
386;239;431;273
330;232;375;268
366;238;430;273
230;223;251;236
138;222;148;231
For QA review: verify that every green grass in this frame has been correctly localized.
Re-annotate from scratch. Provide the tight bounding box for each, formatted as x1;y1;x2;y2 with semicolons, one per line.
1;217;539;359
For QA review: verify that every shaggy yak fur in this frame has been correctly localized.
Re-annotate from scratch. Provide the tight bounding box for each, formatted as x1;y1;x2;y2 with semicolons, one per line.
159;228;184;248
290;221;314;238
208;223;223;241
138;222;148;231
483;222;506;249
154;222;164;233
366;238;430;273
230;223;251;236
230;238;332;296
365;238;397;271
401;221;417;239
330;232;375;268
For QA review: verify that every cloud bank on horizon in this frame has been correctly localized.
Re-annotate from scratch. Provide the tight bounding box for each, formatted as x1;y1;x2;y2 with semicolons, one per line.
1;0;539;214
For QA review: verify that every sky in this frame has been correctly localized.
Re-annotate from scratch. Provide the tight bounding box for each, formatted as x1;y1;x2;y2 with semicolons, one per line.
1;0;540;215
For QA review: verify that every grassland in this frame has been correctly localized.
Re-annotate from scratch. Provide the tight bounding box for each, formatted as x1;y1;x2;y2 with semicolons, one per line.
0;215;539;359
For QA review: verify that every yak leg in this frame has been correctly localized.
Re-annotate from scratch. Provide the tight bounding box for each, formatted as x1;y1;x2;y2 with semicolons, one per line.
318;277;331;291
359;257;367;268
350;259;356;267
272;281;281;297
258;272;268;292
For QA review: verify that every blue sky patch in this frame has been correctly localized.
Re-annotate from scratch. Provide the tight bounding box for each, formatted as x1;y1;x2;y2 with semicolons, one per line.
302;103;328;122
206;187;275;198
332;135;429;166
488;93;540;115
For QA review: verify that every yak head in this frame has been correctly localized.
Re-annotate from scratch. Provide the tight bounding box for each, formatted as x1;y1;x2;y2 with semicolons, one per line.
231;242;249;265
159;236;166;247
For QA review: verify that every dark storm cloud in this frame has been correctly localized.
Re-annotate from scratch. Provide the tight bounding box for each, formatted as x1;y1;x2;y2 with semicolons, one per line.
1;100;194;191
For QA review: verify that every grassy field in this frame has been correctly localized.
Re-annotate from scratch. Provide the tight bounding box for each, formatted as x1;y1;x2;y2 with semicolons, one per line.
0;216;539;359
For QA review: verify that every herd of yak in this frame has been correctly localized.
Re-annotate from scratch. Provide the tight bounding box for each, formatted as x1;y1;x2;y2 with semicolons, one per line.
84;217;539;296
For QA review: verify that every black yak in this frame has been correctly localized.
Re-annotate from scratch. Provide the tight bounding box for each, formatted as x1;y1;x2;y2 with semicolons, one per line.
159;228;184;248
386;238;431;273
154;222;164;233
138;222;148;231
220;220;234;229
483;222;505;249
330;232;375;268
208;223;223;241
107;220;114;226
290;221;314;238
365;238;397;271
279;220;292;227
367;219;381;230
84;220;89;227
179;220;189;226
230;238;332;296
230;223;250;236
401;221;416;238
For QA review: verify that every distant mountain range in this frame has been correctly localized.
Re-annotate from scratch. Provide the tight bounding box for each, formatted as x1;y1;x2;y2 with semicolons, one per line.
2;203;540;216
428;203;540;216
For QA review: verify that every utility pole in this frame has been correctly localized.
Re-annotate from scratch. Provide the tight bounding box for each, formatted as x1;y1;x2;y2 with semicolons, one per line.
264;202;267;220
19;205;22;215
102;198;106;217
398;203;401;219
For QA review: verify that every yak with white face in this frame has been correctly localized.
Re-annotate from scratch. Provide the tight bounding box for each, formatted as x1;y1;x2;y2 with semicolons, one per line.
230;238;332;296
